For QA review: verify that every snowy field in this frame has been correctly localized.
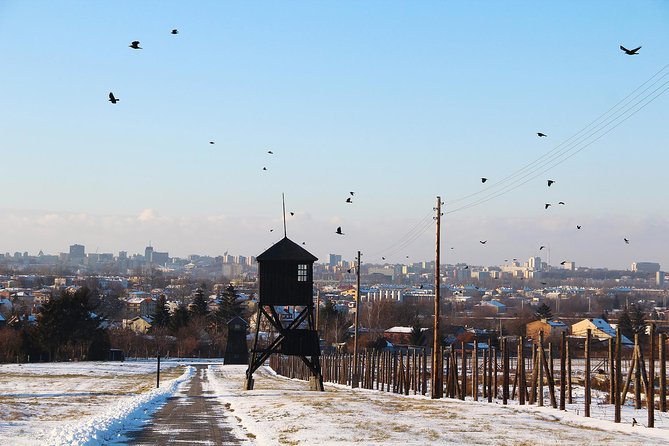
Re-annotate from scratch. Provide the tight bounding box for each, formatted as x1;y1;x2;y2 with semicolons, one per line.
0;359;193;445
2;360;669;445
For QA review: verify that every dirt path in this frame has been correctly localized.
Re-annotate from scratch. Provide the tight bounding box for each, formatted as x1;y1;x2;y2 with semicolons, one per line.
126;365;248;445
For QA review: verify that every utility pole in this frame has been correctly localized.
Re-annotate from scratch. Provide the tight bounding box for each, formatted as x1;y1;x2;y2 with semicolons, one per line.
352;250;361;388
431;196;443;399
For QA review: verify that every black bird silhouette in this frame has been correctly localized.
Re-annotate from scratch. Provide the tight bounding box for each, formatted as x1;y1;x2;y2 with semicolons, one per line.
171;29;179;35
108;92;119;104
481;177;488;183
541;282;547;285
620;45;641;55
419;284;423;289
382;257;385;260
632;418;638;426
558;201;565;205
346;197;352;203
347;269;352;273
262;167;267;171
545;203;551;209
624;238;630;244
269;229;274;232
302;242;306;245
335;226;344;235
406;256;409;259
464;266;469;269
350;191;355;196
539;246;545;250
480;240;487;244
290;212;295;216
129;41;142;49
537;132;547;137
267;150;273;154
209;141;215;144
577;225;582;229
547;179;555;187
560;261;567;265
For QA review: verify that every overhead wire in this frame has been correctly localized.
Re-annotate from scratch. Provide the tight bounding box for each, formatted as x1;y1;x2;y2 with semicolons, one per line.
443;62;669;206
371;62;669;259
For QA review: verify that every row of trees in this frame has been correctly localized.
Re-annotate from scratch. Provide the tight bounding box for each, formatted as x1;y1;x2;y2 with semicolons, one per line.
0;284;247;362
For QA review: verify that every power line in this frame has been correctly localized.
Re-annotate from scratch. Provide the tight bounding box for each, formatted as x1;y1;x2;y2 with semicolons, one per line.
444;62;669;207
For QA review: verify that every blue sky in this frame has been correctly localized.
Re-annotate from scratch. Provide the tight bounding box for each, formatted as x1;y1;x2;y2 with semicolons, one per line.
1;1;668;269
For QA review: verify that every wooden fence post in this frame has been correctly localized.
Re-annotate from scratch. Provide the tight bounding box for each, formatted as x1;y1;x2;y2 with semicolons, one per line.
503;337;509;405
615;327;622;423
488;344;493;403
648;324;655;428
660;333;666;412
473;340;479;401
461;342;467;400
560;332;566;410
539;334;544;407
634;334;642;409
585;329;591;417
608;338;614;403
492;348;499;399
530;344;538;405
567;338;572;404
519;336;526;405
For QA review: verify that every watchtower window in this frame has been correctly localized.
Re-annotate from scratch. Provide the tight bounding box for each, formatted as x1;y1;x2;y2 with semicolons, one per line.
297;264;308;282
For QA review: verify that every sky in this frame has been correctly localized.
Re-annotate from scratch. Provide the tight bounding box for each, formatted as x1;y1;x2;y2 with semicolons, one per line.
1;0;668;269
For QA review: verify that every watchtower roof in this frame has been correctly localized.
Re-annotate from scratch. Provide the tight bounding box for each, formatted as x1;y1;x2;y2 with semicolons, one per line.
256;237;318;263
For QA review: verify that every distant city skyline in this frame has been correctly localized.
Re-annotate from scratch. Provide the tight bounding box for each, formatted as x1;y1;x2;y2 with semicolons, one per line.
1;1;668;270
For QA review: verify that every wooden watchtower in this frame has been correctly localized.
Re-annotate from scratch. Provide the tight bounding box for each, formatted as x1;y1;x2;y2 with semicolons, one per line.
245;236;324;391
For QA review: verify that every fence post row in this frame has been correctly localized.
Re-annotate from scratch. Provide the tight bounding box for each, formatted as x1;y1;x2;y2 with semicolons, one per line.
269;330;667;428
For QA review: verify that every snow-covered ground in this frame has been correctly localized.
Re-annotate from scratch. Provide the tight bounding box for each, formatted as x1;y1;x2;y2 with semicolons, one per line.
2;360;669;445
0;359;193;445
209;365;669;445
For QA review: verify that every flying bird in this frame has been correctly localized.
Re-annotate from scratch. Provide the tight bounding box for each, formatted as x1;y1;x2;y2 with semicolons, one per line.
108;92;119;104
479;240;487;244
382;257;385;260
335;226;344;235
262;167;267;171
539;246;545;250
302;242;306;245
464;266;469;269
209;141;215;144
624;238;630;244
547;179;555;187
632;418;638;426
129;41;142;49
577;225;582;229
350;191;355;196
346;197;352;203
269;229;274;232
347;269;352;273
558;201;565;205
171;29;179;35
560;261;567;265
537;132;547;137
267;150;273;154
290;212;295;216
545;203;551;209
481;177;488;183
620;45;641;55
